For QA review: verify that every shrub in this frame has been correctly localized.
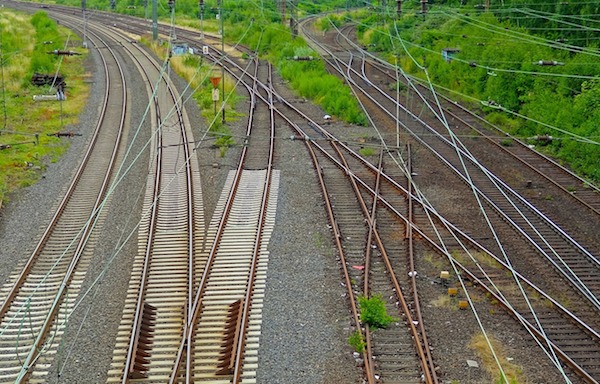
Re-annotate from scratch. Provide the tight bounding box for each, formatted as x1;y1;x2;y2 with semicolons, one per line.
358;294;397;329
347;330;365;353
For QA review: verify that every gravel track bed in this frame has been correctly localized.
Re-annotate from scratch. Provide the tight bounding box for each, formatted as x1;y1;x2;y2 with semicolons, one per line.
2;17;594;384
0;35;361;384
310;24;589;383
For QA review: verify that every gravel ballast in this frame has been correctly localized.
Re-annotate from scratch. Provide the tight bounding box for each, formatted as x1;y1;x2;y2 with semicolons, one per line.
0;15;591;384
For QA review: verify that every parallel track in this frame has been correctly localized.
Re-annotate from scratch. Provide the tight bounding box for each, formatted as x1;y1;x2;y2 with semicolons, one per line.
300;19;600;383
0;12;128;383
216;51;438;383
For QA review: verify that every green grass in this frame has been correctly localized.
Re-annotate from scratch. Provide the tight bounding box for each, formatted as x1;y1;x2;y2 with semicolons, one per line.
358;147;376;157
470;333;524;384
143;38;243;155
48;0;368;125
0;11;89;203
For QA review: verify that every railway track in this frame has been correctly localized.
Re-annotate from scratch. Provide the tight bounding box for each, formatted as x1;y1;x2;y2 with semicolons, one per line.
214;50;438;383
0;11;129;383
0;5;280;381
299;18;600;383
331;29;600;319
165;57;279;384
3;3;600;382
365;57;600;217
79;22;208;383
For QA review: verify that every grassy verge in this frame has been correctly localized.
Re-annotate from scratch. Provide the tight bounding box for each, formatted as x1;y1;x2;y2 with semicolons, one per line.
40;1;369;125
0;11;89;203
157;2;368;126
143;37;244;154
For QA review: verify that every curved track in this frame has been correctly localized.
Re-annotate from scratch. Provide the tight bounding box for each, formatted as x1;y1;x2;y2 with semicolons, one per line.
0;10;128;383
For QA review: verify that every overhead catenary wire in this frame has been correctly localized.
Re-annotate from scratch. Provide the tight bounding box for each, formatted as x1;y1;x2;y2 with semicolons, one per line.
386;22;573;380
440;10;600;58
4;3;254;369
25;19;264;375
336;12;600;147
324;17;511;382
514;8;600;32
324;19;579;379
385;16;600;312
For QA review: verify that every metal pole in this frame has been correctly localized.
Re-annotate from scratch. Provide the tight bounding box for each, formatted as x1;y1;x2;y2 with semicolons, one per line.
219;0;225;125
152;0;158;40
395;56;399;149
82;0;87;48
199;0;204;39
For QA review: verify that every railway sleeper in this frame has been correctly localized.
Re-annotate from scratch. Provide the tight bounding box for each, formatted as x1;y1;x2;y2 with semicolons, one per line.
215;299;245;375
127;302;156;379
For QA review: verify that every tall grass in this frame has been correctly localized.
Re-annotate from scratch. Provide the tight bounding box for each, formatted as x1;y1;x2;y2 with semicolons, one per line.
0;11;89;202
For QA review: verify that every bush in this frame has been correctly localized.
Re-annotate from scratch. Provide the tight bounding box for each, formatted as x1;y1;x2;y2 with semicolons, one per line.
358;294;397;329
348;330;365;353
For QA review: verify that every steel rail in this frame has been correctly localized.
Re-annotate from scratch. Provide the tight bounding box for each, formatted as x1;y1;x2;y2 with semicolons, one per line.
221;45;600;382
404;141;437;382
306;33;600;311
365;55;600;216
314;141;600;382
218;49;598;334
0;13;120;322
304;138;376;384
128;26;196;384
332;141;437;384
319;20;600;256
90;32;197;383
333;25;600;260
122;100;162;383
0;13;128;382
220;21;600;383
362;151;382;383
231;60;277;384
205;44;373;384
348;53;600;309
198;50;378;382
168;56;259;383
217;55;436;382
156;25;595;382
301;121;599;383
87;21;204;383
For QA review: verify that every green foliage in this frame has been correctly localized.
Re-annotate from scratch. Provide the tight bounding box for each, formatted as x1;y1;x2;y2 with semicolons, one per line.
29;12;62;74
39;0;367;125
356;9;600;184
214;134;234;151
317;14;343;32
222;7;367;125
358;294;396;329
347;330;365;353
